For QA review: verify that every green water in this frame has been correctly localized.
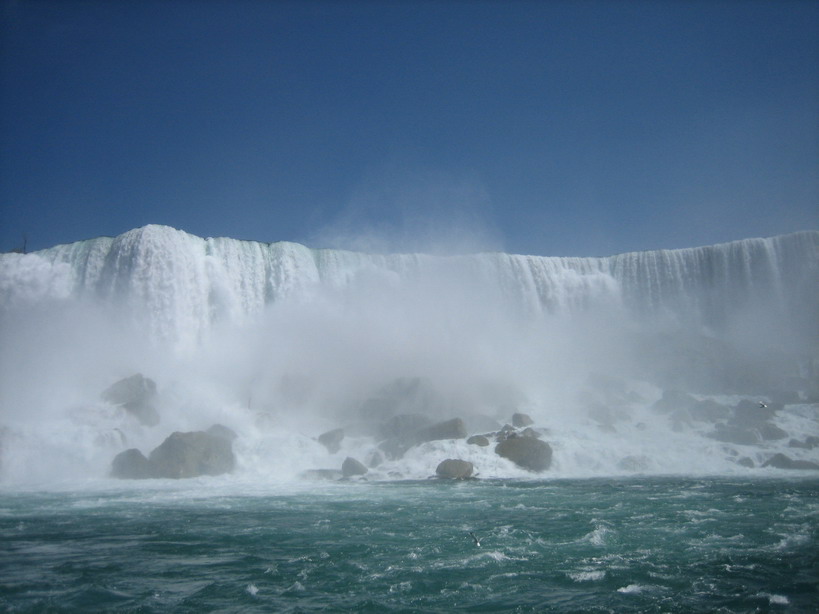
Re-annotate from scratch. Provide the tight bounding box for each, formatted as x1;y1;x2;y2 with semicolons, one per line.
1;477;817;613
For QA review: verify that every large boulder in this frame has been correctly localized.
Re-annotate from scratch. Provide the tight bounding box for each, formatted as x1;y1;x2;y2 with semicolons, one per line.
378;415;467;460
762;453;819;470
318;428;344;454
110;448;153;479
148;430;235;478
435;459;474;479
102;374;160;427
378;414;431;441
511;412;534;427
341;456;368;477
495;437;552;472
466;435;490;447
415;418;467;443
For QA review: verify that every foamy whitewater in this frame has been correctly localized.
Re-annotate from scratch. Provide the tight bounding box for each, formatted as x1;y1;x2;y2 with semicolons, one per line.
1;227;818;613
0;225;818;484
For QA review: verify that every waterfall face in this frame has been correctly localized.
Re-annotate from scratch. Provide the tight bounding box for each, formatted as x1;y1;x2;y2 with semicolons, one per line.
3;225;816;352
1;226;818;483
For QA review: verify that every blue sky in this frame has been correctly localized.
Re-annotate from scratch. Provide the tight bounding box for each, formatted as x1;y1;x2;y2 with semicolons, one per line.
1;0;817;256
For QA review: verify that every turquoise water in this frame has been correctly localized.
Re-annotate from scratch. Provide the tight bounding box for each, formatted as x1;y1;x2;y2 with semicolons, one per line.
1;477;817;613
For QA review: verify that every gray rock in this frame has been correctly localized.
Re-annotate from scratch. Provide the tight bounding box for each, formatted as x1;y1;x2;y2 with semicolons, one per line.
495;437;552;472
511;412;534;427
435;459;474;479
102;373;160;427
110;448;153;479
302;469;343;480
378;414;431;441
415;418;467;443
464;414;502;433
789;436;819;449
466;435;490;447
207;424;237;441
689;399;731;422
318;428;344;454
761;453;819;470
148;430;235;479
757;423;788;441
708;425;761;446
652;390;697;414
341;456;368;477
521;427;542;439
736;457;755;468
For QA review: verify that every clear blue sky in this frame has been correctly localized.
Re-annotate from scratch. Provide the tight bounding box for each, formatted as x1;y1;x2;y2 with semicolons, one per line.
1;0;817;256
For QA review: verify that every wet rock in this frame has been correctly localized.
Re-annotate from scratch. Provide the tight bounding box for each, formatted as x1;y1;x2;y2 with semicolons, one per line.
341;456;368;477
736;457;755;468
207;424;238;441
689;399;731;422
148;430;235;479
415;418;467;443
521;428;542;439
511;412;534;427
377;416;467;460
464;414;502;433
757;423;788;441
617;455;651;472
495;437;552;472
378;414;431;441
318;428;344;454
732;399;779;424
435;459;474;479
652;390;697;414
789;436;819;449
708;425;761;446
110;448;153;479
302;469;343;480
761;453;819;470
466;435;490;447
102;373;160;427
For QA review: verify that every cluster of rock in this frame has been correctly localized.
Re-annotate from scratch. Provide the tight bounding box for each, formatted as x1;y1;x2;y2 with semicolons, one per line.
308;411;553;481
111;424;237;479
651;390;819;470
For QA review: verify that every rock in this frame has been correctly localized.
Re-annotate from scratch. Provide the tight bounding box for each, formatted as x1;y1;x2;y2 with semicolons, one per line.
102;373;160;426
708;424;761;446
435;459;474;479
736;457;755;468
732;399;778;424
318;428;344;454
521;427;542;439
789;436;819;449
495;437;552;472
207;424;237;441
415;418;467;443
652;390;697;414
464;414;502;433
110;448;153;479
689;399;731;422
757;423;788;441
617;455;650;472
511;412;534;427
341;456;368;477
148;430;235;479
378;414;431;441
762;453;819;470
302;469;343;480
466;435;490;447
377;416;467;460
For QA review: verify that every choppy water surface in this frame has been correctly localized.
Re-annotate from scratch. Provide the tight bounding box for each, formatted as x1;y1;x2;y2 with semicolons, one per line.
1;477;817;613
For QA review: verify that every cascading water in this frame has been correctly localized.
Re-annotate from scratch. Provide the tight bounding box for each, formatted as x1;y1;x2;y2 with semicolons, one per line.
0;225;817;484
